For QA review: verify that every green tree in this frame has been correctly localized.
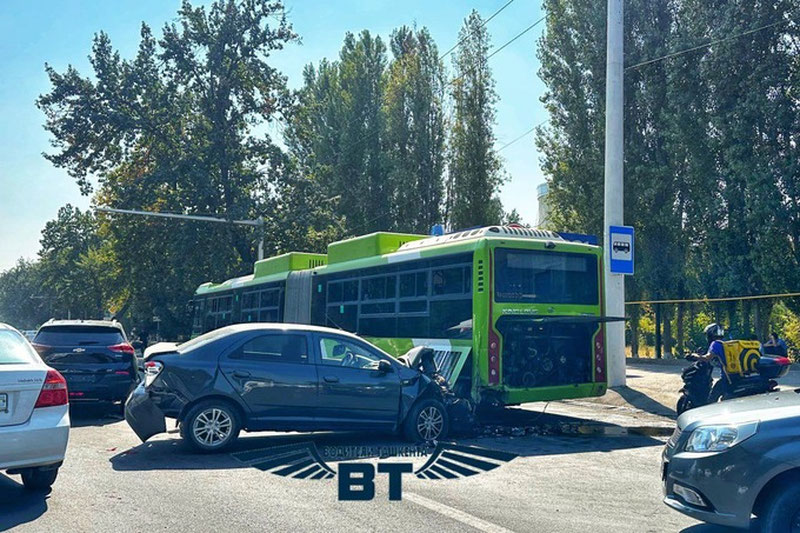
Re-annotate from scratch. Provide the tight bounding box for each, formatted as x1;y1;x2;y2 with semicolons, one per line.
536;0;800;353
0;260;51;329
37;205;111;319
37;0;300;336
286;31;391;234
383;26;447;233
446;10;505;229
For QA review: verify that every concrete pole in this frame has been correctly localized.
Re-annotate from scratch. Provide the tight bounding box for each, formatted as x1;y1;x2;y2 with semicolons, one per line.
604;0;626;387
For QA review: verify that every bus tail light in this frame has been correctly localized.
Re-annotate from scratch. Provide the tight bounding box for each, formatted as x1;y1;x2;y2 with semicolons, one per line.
488;327;501;386
594;328;606;382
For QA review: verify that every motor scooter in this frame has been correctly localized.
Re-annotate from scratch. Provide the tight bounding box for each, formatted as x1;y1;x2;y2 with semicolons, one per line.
676;350;792;415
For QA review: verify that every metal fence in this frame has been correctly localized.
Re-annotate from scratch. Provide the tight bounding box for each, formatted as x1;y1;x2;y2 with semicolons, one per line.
624;293;800;361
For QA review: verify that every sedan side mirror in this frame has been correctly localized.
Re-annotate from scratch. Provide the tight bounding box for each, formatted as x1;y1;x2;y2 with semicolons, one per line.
377;359;393;374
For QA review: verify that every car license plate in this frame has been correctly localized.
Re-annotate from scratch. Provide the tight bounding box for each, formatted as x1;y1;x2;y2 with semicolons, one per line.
67;375;94;383
0;393;7;413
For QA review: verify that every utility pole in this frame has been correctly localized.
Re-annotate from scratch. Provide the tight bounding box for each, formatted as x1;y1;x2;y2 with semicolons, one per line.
94;207;266;260
604;0;626;387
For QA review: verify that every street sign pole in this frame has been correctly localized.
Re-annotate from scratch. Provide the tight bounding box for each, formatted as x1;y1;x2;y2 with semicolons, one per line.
604;0;626;387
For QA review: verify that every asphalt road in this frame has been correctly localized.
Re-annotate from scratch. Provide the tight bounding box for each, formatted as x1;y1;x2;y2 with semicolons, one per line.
0;400;749;533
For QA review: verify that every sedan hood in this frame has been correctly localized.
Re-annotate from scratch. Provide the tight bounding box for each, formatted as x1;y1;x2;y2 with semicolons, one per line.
677;389;800;429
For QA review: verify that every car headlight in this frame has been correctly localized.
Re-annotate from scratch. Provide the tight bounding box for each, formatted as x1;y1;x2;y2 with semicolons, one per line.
684;421;758;453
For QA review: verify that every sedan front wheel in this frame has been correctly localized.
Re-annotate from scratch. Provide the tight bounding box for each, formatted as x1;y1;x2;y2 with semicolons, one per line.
404;399;449;442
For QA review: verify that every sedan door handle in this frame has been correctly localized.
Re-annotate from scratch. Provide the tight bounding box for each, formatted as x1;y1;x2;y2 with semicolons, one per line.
323;375;339;383
232;370;251;378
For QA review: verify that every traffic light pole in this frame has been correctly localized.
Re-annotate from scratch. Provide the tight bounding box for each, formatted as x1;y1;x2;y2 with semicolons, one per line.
94;207;266;260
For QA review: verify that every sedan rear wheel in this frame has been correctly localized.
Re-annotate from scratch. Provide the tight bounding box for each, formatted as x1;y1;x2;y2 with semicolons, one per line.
181;400;241;453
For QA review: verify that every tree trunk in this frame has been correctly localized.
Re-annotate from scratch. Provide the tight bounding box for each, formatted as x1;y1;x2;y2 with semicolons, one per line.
726;301;737;339
754;303;760;340
754;300;774;341
663;304;673;358
676;302;685;356
655;304;662;359
630;305;640;358
742;300;752;338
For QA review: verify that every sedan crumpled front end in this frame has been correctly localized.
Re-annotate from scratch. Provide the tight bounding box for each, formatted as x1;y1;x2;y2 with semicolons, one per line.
397;346;476;433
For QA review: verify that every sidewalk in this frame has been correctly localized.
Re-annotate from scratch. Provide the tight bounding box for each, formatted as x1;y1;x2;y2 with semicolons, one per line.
583;357;800;418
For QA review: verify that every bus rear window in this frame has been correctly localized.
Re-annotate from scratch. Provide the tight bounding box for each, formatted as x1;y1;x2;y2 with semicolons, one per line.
494;249;598;305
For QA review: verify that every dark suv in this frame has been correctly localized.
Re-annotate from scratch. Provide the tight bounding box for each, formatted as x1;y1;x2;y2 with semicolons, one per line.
32;320;138;409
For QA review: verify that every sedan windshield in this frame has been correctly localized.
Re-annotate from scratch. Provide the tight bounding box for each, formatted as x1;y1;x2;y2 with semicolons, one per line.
0;329;40;364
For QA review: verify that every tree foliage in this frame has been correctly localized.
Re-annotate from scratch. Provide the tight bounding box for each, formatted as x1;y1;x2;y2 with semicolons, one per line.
285;26;451;234
35;0;307;336
2;1;513;336
538;0;800;350
447;10;505;229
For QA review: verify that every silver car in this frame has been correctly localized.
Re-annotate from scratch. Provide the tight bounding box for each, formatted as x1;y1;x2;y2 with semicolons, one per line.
663;389;800;532
0;323;70;490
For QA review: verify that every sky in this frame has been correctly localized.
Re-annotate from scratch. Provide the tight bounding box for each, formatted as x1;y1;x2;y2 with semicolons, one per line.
0;0;548;271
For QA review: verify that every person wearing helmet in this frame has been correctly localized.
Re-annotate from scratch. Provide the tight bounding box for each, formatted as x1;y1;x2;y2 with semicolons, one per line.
698;323;727;368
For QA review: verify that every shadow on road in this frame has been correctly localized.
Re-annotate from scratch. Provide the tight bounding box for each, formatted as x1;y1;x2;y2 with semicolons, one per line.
612;385;676;418
69;403;125;428
0;474;49;531
110;407;667;472
680;522;757;532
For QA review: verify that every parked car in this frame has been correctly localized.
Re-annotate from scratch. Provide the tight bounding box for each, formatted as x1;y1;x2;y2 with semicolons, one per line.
126;324;457;452
31;320;138;411
663;390;800;532
0;323;70;490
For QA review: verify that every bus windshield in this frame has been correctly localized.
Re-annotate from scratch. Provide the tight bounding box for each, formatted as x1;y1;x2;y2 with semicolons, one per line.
494;248;598;305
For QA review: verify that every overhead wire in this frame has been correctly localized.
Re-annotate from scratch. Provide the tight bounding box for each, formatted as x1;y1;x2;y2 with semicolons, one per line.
498;17;792;168
342;17;545;234
626;291;800;306
625;18;790;71
438;0;518;61
331;2;525;158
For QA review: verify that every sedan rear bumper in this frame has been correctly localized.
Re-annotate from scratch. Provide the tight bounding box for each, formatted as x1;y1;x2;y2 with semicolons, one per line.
124;383;166;442
0;405;70;471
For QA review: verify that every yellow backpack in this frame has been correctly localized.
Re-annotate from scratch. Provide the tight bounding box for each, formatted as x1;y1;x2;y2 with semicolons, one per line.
722;340;762;376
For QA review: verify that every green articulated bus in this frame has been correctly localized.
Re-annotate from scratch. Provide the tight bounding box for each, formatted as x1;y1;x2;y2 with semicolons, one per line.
192;226;610;406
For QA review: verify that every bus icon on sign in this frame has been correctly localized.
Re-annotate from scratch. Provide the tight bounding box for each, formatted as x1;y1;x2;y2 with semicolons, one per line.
612;241;630;254
609;225;634;275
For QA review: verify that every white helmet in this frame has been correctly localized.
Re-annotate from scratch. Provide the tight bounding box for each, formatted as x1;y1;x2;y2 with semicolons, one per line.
704;323;724;340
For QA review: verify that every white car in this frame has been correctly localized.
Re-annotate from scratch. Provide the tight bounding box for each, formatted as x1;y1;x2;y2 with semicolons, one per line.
0;323;70;490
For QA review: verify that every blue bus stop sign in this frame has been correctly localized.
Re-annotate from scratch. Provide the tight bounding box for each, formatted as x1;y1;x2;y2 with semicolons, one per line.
609;225;634;275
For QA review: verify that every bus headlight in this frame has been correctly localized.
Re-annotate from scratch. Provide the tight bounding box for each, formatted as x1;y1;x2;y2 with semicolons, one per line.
684;421;758;453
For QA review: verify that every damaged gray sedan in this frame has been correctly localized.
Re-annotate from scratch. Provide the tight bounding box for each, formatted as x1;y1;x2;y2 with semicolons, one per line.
126;324;468;452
